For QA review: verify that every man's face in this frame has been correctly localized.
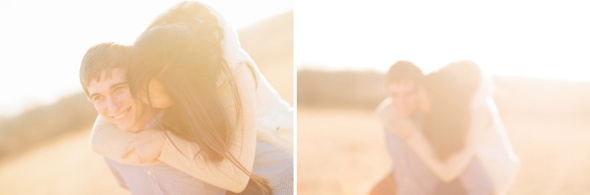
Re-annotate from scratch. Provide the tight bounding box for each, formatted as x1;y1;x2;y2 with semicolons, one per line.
86;68;149;131
387;81;420;118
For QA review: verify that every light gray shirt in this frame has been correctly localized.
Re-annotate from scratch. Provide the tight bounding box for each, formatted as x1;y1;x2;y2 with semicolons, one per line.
384;130;494;195
106;159;225;195
106;140;293;195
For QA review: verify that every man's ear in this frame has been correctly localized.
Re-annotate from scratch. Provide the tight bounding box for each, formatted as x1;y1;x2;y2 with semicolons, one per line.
85;94;92;102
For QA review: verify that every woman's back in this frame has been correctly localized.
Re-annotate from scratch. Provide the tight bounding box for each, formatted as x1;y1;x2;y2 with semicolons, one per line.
382;112;494;195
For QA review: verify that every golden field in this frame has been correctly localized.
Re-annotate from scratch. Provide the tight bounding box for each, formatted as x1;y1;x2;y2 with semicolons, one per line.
0;128;128;194
297;107;590;194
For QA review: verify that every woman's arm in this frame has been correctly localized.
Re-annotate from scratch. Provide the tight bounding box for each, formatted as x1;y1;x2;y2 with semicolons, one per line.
376;99;417;140
404;104;489;182
90;115;161;165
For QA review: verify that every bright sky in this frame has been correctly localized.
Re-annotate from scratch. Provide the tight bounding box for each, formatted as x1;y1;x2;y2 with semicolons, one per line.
0;0;292;118
296;0;590;81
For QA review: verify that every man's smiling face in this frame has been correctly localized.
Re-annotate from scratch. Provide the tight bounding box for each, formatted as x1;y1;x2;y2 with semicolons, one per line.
86;68;149;131
388;80;420;118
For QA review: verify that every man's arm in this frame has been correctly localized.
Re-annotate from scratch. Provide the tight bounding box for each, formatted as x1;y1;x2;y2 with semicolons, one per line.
372;100;398;195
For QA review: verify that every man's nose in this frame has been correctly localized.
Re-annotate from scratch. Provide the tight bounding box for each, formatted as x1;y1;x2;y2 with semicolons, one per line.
400;96;410;103
106;95;121;111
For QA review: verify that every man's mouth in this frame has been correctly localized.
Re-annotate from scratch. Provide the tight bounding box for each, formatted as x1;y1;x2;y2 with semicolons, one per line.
111;107;131;120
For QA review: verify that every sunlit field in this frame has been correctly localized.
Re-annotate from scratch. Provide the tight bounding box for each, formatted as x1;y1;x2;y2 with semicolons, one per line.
0;128;128;195
297;107;590;195
297;107;389;195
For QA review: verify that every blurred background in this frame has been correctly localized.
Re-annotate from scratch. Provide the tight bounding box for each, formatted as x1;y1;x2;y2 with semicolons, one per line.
0;0;292;194
296;0;590;194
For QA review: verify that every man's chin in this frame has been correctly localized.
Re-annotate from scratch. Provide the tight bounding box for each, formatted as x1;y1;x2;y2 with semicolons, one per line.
114;123;143;132
110;121;134;132
398;111;414;118
109;117;140;132
127;128;143;133
113;124;129;132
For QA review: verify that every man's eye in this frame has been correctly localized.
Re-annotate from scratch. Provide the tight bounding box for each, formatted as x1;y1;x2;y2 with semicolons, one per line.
114;86;128;94
92;96;104;102
405;92;416;96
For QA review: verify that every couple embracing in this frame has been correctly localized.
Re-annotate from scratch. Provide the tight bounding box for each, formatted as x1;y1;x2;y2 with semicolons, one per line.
79;1;293;194
371;60;519;195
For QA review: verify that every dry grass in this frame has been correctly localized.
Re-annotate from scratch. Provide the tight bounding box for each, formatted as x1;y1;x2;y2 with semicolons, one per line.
297;107;390;195
240;11;294;104
297;107;590;195
0;127;128;195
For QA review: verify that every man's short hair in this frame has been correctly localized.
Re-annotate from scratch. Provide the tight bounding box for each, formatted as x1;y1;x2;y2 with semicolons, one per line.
79;42;131;95
385;60;424;85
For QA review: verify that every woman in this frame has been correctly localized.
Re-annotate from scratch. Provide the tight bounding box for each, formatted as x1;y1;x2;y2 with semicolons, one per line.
383;61;519;194
91;1;293;194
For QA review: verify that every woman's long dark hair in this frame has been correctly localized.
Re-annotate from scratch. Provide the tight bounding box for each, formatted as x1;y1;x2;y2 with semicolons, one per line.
131;22;231;163
421;60;482;162
127;1;269;193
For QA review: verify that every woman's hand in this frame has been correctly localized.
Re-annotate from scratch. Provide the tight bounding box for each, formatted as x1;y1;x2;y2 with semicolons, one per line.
386;116;417;140
122;129;165;163
378;103;418;140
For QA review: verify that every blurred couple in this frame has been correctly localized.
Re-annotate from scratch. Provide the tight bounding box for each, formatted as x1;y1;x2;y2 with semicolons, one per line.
370;60;519;195
79;1;293;195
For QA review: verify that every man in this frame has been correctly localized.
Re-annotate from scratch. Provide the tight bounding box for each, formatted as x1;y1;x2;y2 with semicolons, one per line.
80;42;227;194
378;60;425;139
369;60;426;194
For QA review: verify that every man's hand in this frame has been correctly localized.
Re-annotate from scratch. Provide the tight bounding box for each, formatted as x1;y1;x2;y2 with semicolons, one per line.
122;129;165;163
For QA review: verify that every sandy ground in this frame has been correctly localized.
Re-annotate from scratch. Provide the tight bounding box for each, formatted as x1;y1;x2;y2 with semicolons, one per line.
297;107;590;195
0;128;128;195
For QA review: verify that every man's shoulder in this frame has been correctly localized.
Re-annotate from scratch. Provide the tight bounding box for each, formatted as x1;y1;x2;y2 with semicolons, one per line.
375;98;392;116
377;98;407;121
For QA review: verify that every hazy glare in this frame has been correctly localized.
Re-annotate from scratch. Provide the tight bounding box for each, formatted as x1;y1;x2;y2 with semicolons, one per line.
0;0;292;117
296;0;590;81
